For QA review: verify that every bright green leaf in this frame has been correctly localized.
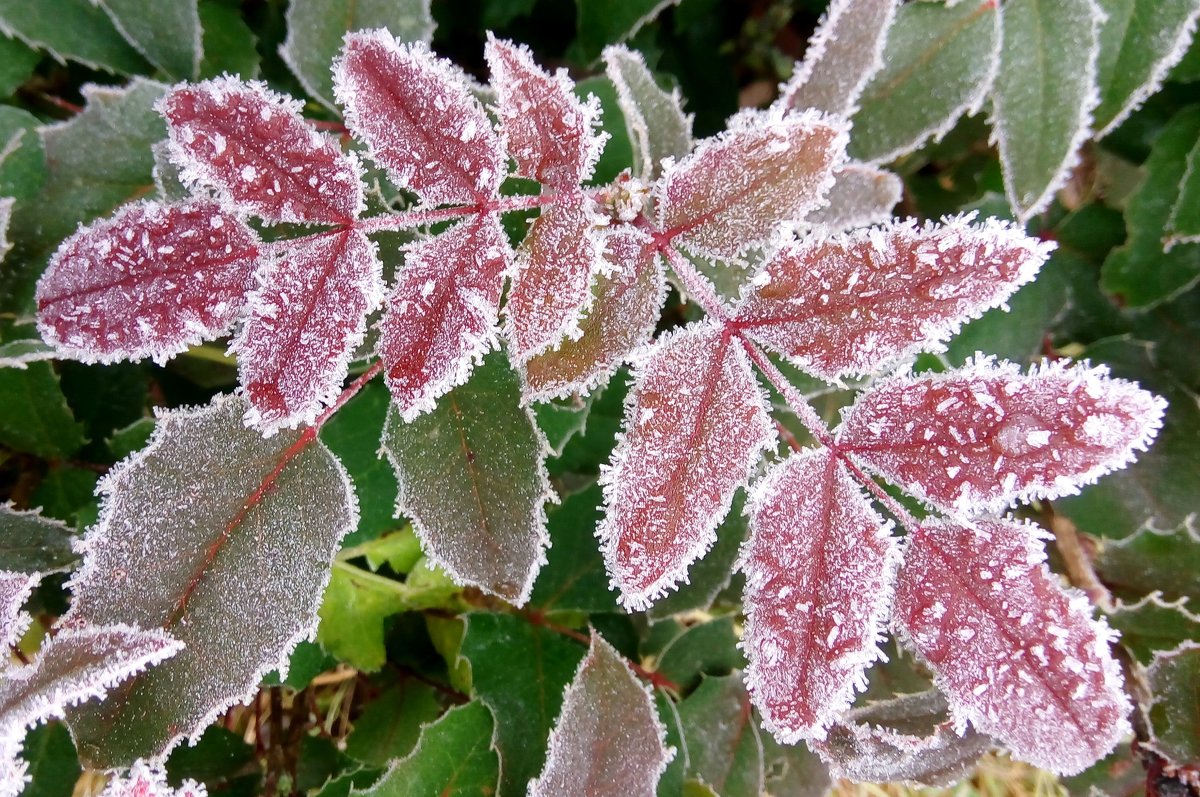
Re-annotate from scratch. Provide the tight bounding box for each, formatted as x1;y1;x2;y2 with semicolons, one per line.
345;682;443;767
677;674;763;797
0;0;147;74
95;0;201;79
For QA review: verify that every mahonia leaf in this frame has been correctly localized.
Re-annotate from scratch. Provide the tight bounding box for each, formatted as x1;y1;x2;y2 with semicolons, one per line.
63;394;357;767
504;195;603;363
993;0;1104;221
334;31;504;206
733;215;1053;381
1166;130;1200;250
160;77;365;224
233;229;383;432
1107;593;1200;665
35;200;259;365
678;673;765;796
529;632;672;797
893;517;1130;775
599;321;775;610
93;0;200;80
603;45;693;180
0;504;77;576
813;691;994;786
97;761;206;797
0;571;36;652
777;0;899;117
377;215;512;419
801;162;901;232
522;226;666;402
838;358;1166;515
0;624;182;732
485;35;606;189
1145;642;1200;765
741;448;899;742
656;109;846;260
381;353;552;605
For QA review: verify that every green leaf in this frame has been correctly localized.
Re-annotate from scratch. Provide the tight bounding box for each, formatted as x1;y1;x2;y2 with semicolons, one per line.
604;45;693;180
95;0;200;79
345;682;442;767
321;380;398;547
1092;0;1200;138
993;0;1104;221
529;484;617;613
261;640;336;690
198;0;259;78
1146;643;1200;765
649;491;746;620
1096;520;1200;604
339;528;424;574
573;0;680;63
1102;107;1200;306
164;726;259;796
0;107;45;202
533;392;595;457
0;504;77;574
761;734;831;797
1106;593;1200;665
655;618;745;695
382;353;552;605
458;612;585;797
355;702;499;797
1165;125;1200;249
281;0;434;109
0;0;147;74
677;674;764;797
64;394;358;768
21;723;82;797
548;373;628;479
106;417;156;461
0;362;86;458
0;34;39;97
1059;744;1144;797
848;0;999;164
29;467;99;526
656;691;688;797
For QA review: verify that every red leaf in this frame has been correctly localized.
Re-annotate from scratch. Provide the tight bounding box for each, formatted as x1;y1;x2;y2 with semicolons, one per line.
742;448;898;742
36;201;259;365
599;321;775;610
160;78;364;224
334;32;505;206
894;517;1130;775
233;229;383;432
485;36;606;189
838;358;1167;514
521;226;666;401
734;215;1052;380
505;195;603;362
378;215;513;419
656;109;846;259
97;761;206;797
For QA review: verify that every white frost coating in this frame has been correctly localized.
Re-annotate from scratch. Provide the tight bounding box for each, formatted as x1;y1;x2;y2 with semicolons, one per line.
992;0;1105;222
603;45;693;180
98;759;207;797
776;0;900;117
0;731;28;797
0;197;12;264
61;393;358;761
0;572;38;654
530;632;674;797
799;162;902;231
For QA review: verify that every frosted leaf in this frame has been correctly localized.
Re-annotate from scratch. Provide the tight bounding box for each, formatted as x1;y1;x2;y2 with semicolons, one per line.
63;393;357;767
656;109;846;259
0;197;12;264
741;448;899;742
98;760;207;797
505;195;603;363
0;504;77;575
0;341;57;371
838;357;1167;515
36;201;259;366
233;229;383;432
599;321;775;610
777;0;900;117
378;215;512;420
334;31;504;206
159;77;365;224
800;162;901;232
0;572;37;654
0;732;27;797
813;690;994;786
485;36;606;189
0;624;182;732
734;215;1054;381
603;45;693;180
530;632;673;797
522;226;666;402
381;353;552;606
893;517;1131;775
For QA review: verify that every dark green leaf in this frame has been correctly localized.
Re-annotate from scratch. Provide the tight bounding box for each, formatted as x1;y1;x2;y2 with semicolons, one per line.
21;723;81;797
106;417;155;461
761;733;831;797
28;467;99;527
677;674;763;797
345;682;442;767
533;392;595;457
1146;643;1200;765
0;363;86;458
649;492;746;619
529;484;617;613
0;0;148;73
0;504;77;574
1107;594;1200;664
1096;520;1200;603
655;618;744;695
0;34;38;97
1060;744;1144;797
1165;126;1200;249
459;612;585;797
165;726;259;795
261;640;337;690
321;380;398;547
574;0;679;63
198;0;259;79
656;691;688;797
95;0;201;79
0;107;45;203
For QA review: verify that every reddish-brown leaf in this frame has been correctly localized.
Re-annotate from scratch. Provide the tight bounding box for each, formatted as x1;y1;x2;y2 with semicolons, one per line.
894;517;1130;775
233;229;383;432
599;321;775;610
486;35;606;189
734;215;1052;380
742;448;898;742
838;358;1167;515
160;78;364;224
521;226;666;401
378;215;513;420
334;31;505;206
656;109;846;259
36;201;259;365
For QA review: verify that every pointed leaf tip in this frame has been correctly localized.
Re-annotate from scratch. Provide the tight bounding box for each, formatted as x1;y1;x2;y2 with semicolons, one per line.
894;517;1130;775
